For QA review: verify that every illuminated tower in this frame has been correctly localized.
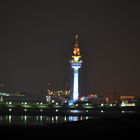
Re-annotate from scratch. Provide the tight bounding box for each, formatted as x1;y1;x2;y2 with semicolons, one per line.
70;34;82;101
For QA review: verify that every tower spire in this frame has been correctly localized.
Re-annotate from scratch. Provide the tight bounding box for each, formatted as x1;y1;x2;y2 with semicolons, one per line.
70;34;82;102
72;34;81;61
75;34;79;47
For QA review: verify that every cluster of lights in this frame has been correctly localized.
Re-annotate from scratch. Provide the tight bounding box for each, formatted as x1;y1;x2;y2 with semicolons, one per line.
121;100;136;107
47;89;70;97
0;92;10;96
70;34;82;63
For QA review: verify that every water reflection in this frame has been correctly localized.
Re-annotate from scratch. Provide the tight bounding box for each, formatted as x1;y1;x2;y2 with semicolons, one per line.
9;109;12;112
40;116;43;125
68;116;78;121
69;109;83;113
121;110;135;113
101;110;104;113
0;115;92;126
86;116;88;120
24;115;27;124
9;115;11;123
64;116;67;122
0;115;92;125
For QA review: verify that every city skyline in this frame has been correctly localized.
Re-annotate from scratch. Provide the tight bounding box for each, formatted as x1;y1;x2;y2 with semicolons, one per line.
0;1;140;97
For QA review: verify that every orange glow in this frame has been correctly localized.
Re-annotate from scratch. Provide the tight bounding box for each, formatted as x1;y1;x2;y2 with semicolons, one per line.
73;47;80;55
70;34;82;63
120;96;135;100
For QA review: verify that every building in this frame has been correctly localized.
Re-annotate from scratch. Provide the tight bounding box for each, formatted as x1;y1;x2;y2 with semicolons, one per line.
70;34;82;101
119;96;136;107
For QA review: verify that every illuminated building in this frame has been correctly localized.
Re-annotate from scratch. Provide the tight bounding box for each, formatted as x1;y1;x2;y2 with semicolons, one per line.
120;96;135;100
120;96;136;107
70;34;82;101
47;89;70;98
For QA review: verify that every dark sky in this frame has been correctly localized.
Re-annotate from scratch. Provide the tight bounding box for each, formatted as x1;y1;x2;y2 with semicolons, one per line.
0;0;140;97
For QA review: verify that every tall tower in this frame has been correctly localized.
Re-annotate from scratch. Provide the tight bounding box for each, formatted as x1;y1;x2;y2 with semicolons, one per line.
70;34;82;101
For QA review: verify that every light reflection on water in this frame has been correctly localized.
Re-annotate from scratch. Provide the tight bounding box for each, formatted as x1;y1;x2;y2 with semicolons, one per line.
69;110;82;113
0;115;91;126
121;110;135;113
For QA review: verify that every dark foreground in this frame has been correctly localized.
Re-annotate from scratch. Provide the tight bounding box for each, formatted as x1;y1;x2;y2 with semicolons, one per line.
1;113;140;138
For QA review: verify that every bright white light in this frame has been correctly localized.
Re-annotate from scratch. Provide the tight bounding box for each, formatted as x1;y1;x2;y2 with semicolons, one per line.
24;102;27;105
24;116;27;124
70;110;81;113
73;69;79;101
68;116;78;121
68;101;74;106
86;116;88;120
56;102;58;105
101;110;104;113
9;102;12;105
74;56;79;61
101;103;104;107
121;101;135;107
64;116;67;122
9;115;11;123
40;116;42;122
55;116;58;122
75;104;78;107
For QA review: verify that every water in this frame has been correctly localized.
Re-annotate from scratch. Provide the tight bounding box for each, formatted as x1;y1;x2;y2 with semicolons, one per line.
0;115;90;126
0;108;137;126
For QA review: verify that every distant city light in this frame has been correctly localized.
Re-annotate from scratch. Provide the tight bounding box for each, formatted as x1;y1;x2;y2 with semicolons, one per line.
8;109;12;112
101;110;104;113
121;101;135;107
9;102;12;105
101;103;104;107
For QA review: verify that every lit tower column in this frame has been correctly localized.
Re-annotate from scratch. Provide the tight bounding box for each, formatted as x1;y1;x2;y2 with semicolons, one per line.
70;34;82;101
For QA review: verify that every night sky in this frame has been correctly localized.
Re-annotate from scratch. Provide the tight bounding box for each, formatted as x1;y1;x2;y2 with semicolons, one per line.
0;0;140;97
